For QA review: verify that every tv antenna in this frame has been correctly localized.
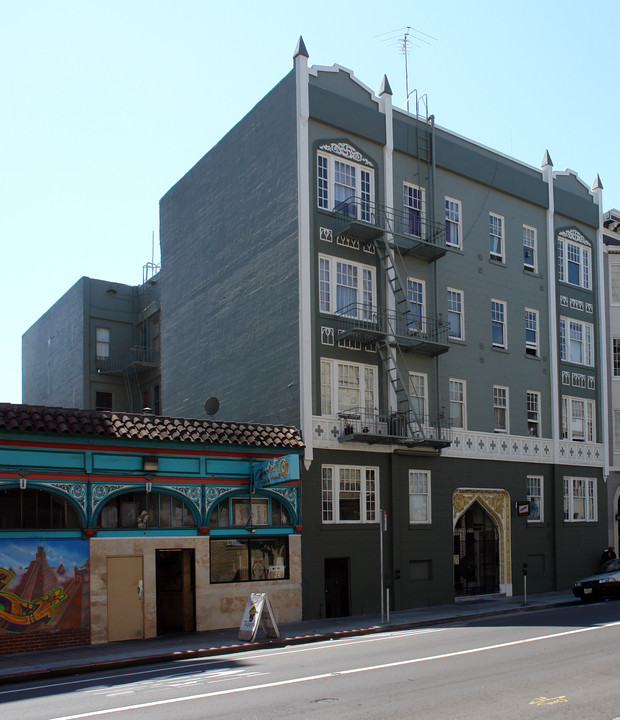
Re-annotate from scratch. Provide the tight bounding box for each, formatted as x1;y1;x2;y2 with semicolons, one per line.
377;26;437;112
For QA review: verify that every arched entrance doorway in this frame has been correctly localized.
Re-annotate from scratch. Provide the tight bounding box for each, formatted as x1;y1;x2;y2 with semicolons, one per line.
453;488;512;597
454;501;499;596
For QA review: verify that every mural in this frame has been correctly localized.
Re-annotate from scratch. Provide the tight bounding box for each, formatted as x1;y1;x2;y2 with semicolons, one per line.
0;539;89;634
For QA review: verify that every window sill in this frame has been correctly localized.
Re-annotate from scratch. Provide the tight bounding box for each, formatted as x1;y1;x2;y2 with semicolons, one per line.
489;258;506;267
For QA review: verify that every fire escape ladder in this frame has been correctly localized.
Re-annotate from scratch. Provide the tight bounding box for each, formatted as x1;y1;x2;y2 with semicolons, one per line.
123;365;142;413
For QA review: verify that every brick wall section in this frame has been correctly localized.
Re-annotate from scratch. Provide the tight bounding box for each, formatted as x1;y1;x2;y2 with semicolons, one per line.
159;70;301;426
0;628;90;656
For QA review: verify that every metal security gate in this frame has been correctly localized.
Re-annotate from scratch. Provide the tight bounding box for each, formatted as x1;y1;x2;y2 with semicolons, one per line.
454;501;499;596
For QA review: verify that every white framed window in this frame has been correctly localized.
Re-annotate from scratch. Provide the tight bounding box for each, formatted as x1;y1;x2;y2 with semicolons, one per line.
523;225;537;272
404;182;425;238
489;213;504;262
409;372;427;420
557;236;591;289
559;317;594;367
445;197;462;248
317;151;374;222
527;391;540;437
614;410;620;451
320;359;377;416
321;465;378;523
409;470;431;524
492;299;507;348
611;263;620;303
526;476;543;522
613;339;620;377
563;477;597;522
449;379;466;429
561;396;595;442
96;327;110;360
493;385;508;433
447;288;464;340
525;308;539;357
318;255;376;319
407;277;425;332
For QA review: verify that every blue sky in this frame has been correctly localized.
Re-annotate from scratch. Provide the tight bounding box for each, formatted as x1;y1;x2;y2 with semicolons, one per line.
2;1;619;404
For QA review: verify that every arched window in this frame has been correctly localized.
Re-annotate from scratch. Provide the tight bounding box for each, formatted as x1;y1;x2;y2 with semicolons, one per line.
97;491;195;529
0;488;81;529
209;495;290;528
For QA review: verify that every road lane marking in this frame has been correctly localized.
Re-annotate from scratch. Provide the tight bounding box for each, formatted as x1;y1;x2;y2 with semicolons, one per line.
49;620;620;719
0;627;446;697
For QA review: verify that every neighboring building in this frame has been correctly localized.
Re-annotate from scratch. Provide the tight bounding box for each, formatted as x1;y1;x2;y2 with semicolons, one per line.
603;209;620;555
159;39;608;618
23;271;161;414
0;403;303;654
23;40;609;620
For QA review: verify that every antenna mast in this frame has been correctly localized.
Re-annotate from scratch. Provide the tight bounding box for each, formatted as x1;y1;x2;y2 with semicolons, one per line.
403;27;411;113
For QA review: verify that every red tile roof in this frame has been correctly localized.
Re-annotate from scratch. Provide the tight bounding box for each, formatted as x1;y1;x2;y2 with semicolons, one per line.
0;404;304;449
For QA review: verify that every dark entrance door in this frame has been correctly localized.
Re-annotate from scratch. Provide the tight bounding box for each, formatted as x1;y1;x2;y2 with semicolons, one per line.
454;501;499;596
324;557;350;618
156;548;196;634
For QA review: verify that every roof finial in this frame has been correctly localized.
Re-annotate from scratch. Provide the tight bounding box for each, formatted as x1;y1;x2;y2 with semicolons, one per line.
294;36;309;59
379;75;393;96
593;173;603;191
541;150;553;168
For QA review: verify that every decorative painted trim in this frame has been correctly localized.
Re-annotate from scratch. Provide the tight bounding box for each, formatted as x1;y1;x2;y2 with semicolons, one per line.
204;486;231;516
321;327;334;346
161;484;202;517
585;303;594;314
318;142;373;167
453;488;511;591
320;227;333;242
363;243;375;254
562;371;571;385
560;295;569;307
338;335;361;351
310;416;604;467
571;373;586;388
270;486;299;520
559;228;589;246
91;484;134;515
337;235;360;250
569;298;585;312
47;482;87;515
588;376;596;390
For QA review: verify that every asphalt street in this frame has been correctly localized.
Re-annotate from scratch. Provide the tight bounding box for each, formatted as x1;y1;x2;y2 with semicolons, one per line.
3;602;620;720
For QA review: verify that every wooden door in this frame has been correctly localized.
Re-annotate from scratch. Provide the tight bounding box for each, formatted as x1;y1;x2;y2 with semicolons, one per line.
107;556;144;642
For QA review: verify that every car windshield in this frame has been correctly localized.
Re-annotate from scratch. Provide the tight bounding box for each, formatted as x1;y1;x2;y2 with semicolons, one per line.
602;558;620;573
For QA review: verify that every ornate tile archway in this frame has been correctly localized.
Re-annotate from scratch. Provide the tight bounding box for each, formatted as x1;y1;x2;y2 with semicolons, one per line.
453;488;512;594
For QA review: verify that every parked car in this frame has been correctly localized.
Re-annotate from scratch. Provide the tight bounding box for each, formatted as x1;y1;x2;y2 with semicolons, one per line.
573;558;620;601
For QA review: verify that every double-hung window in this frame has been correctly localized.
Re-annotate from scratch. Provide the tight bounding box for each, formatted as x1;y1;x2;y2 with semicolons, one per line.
317;151;374;222
409;372;427;421
447;288;464;340
319;255;375;319
525;308;539;356
523;225;537;272
407;278;425;332
561;396;595;442
492;299;507;348
613;339;620;377
557;237;591;289
489;213;504;262
526;476;543;522
320;359;377;416
563;477;597;521
404;183;425;238
321;465;378;523
449;379;466;429
445;197;462;248
527;391;540;437
559;317;594;366
409;470;431;524
493;386;508;432
96;327;110;360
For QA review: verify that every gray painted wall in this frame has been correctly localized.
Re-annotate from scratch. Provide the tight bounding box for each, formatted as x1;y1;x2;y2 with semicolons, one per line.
159;72;301;424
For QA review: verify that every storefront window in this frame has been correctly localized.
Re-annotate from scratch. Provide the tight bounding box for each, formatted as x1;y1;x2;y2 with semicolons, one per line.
210;496;289;528
210;537;289;583
0;488;80;529
97;491;195;529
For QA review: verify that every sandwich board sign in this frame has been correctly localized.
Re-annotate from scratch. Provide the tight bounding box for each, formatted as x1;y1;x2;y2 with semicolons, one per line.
238;592;280;642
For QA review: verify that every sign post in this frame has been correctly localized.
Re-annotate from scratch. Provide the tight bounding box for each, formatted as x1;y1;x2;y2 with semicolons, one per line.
379;509;387;623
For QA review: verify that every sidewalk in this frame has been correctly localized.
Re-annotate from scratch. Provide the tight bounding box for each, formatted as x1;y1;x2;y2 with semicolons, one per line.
0;590;578;684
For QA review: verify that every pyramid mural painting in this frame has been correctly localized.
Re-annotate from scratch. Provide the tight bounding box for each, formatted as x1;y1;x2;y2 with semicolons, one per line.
0;539;89;634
